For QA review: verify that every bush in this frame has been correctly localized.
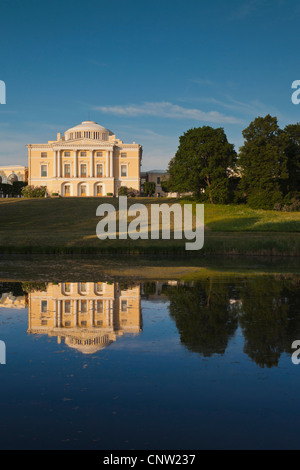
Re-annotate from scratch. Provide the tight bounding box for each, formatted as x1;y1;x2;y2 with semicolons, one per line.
118;186;138;197
21;185;47;198
106;192;113;196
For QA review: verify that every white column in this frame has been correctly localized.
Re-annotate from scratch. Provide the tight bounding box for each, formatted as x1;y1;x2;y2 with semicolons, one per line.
53;150;57;177
106;151;109;177
58;300;61;327
109;151;113;177
74;150;77;177
110;300;113;326
57;150;61;178
90;150;94;177
90;300;94;327
106;300;109;325
54;300;57;327
74;299;78;327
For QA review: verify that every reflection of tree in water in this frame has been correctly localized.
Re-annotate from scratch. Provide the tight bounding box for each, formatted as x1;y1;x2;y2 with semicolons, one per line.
166;275;300;368
166;279;240;357
239;275;300;368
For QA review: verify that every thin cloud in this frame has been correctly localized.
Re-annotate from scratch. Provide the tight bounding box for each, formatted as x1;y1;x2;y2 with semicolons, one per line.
93;101;242;124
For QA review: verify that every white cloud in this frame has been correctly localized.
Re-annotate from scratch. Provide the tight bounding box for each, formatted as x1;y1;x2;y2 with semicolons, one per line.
93;101;243;124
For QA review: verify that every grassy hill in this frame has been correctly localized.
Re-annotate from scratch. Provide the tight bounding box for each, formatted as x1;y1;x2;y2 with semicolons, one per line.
0;197;299;256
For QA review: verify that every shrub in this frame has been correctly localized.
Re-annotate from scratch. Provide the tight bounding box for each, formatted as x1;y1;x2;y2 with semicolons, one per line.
106;192;113;196
21;185;47;198
118;186;138;197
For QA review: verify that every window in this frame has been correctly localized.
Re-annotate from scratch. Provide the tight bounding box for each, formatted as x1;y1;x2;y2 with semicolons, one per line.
102;133;108;141
75;132;81;139
157;177;161;184
64;185;71;197
95;282;103;293
64;164;71;177
64;151;70;157
81;300;87;313
97;320;103;326
41;320;48;326
65;321;71;327
80;282;87;293
80;185;87;197
96;300;103;313
80;151;87;157
121;165;127;177
80;164;87;177
96;185;102;197
41;165;47;177
69;133;74;140
81;321;87;327
96;151;103;157
96;164;103;177
41;152;47;158
121;300;127;312
121;152;127;158
94;132;100;140
41;300;47;313
64;282;71;293
64;300;71;313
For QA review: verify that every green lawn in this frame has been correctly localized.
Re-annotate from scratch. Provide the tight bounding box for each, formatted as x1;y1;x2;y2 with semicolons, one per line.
203;203;300;232
0;197;299;255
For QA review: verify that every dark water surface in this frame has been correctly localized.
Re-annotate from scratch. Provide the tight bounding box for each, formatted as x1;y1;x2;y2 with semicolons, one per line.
0;270;300;450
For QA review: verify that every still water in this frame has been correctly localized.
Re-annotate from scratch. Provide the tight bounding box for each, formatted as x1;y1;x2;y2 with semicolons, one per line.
0;274;299;450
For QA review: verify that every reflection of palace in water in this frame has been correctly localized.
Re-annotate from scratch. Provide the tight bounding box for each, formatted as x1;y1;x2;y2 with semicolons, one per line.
27;282;142;354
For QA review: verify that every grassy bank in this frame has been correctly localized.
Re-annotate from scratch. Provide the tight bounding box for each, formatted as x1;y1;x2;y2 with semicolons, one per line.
0;197;299;256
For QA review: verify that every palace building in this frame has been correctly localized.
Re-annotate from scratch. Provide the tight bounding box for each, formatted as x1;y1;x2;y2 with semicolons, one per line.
27;281;142;354
27;121;143;197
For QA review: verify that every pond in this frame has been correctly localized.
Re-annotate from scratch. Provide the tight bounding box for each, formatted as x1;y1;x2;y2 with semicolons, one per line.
0;264;299;450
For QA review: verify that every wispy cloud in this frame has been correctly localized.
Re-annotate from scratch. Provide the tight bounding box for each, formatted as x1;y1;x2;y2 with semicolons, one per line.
93;101;242;124
228;0;261;20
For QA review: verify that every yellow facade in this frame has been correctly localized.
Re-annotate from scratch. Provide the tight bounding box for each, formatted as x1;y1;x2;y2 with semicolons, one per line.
27;281;142;354
0;165;27;184
27;121;142;197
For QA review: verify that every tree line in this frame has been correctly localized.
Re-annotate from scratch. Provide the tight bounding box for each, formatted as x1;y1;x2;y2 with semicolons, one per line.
166;115;300;210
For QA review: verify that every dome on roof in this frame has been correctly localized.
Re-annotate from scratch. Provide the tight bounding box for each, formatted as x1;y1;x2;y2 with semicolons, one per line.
64;121;113;141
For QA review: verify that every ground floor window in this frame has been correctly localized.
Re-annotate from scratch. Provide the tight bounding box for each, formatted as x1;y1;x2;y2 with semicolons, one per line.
80;185;87;197
64;185;71;197
96;184;103;196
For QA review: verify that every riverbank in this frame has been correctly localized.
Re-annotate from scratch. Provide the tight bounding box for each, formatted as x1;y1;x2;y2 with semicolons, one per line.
0;197;299;256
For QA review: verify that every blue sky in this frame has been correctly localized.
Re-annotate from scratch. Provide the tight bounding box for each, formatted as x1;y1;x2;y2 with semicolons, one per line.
0;0;300;170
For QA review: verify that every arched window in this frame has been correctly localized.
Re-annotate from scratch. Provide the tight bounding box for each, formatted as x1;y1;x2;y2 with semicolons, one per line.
8;173;18;183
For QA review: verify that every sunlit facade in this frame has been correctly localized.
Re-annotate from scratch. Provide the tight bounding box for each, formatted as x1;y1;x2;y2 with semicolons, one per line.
27;121;142;197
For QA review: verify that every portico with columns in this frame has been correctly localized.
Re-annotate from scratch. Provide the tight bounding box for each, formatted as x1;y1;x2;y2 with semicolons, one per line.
27;121;142;197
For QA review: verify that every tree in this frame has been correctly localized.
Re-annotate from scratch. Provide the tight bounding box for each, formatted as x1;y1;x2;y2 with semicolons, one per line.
238;115;289;209
283;123;300;196
143;181;156;197
167;126;237;203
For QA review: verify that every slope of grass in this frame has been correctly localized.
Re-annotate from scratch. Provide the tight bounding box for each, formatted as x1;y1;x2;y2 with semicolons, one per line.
0;197;299;255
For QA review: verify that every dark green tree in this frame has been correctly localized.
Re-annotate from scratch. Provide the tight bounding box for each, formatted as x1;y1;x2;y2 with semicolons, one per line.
166;279;239;357
167;126;237;203
238;115;289;209
283;123;300;197
143;181;156;196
